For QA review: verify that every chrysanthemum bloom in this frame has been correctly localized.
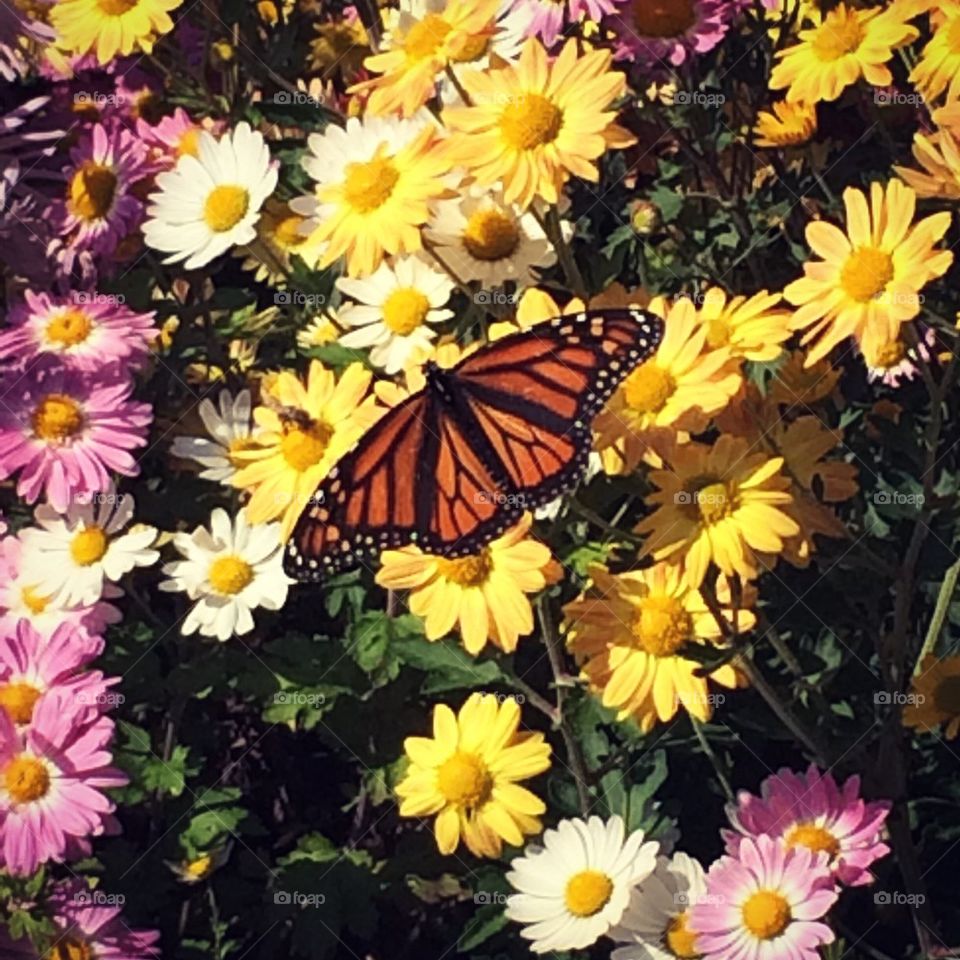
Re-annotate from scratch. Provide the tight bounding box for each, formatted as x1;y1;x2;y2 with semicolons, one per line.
297;314;342;352
768;350;841;409
167;847;228;884
376;514;555;655
506;815;659;954
137;107;222;168
310;11;370;80
770;3;918;104
160;508;291;642
230;362;380;540
234;198;310;285
692;835;837;960
563;563;748;732
442;39;634;209
895;127;960;200
395;692;551;856
292;114;453;277
593;295;741;474
909;1;960;104
170;389;255;486
51;0;182;63
0;699;126;874
336;255;454;373
784;180;952;366
55;123;149;255
0;363;152;513
753;100;817;148
698;288;791;362
636;436;799;588
903;655;960;739
862;326;933;388
611;852;708;960
0;290;156;371
607;0;733;66
143;122;278;270
722;765;891;888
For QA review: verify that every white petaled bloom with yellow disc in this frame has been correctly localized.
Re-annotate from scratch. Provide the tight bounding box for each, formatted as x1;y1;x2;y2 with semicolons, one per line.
170;389;255;486
159;508;292;642
505;815;660;954
143;122;278;270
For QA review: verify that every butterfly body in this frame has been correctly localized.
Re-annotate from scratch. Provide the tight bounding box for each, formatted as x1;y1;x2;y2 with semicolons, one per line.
285;308;663;581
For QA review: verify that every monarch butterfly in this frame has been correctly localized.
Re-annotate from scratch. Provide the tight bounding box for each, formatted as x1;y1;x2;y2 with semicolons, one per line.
285;308;663;581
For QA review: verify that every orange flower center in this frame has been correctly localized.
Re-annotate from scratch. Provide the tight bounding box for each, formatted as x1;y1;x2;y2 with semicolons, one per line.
785;821;841;859
404;13;453;61
450;30;492;63
564;869;614;917
695;481;733;524
280;419;333;472
70;526;109;566
462;207;520;261
45;936;94;960
436;551;493;587
96;0;137;14
343;153;400;213
46;309;93;348
741;890;791;940
208;555;254;595
3;754;51;804
933;674;960;714
664;910;701;958
500;93;563;151
633;595;692;657
811;7;864;61
32;393;84;442
436;751;492;807
68;162;117;222
203;185;250;233
866;337;906;370
272;213;307;250
0;682;42;725
623;360;675;414
177;128;201;158
382;288;431;335
841;246;894;303
630;0;697;37
21;585;52;615
705;315;731;349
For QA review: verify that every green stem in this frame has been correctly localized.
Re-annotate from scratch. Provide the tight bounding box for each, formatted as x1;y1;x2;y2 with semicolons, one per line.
913;557;960;677
691;718;734;803
542;205;587;301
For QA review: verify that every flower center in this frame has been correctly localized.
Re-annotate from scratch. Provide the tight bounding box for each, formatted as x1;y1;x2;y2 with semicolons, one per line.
785;821;841;859
564;869;614;918
45;937;94;960
705;315;731;349
633;595;692;657
622;360;674;414
811;7;864;61
867;338;906;370
948;17;960;54
227;435;261;467
96;0;138;14
46;308;93;348
404;13;453;60
177;128;201;158
70;526;109;566
664;910;701;959
21;586;51;615
631;0;697;37
185;854;214;879
273;213;307;250
343;153;400;213
500;93;563;151
208;555;254;595
203;185;250;233
68;162;117;222
382;288;431;335
841;247;894;304
0;682;42;725
933;674;960;714
436;751;492;807
280;420;333;472
450;31;491;63
695;481;733;524
462;207;520;261
32;393;84;442
741;890;791;940
436;551;493;587
3;754;51;804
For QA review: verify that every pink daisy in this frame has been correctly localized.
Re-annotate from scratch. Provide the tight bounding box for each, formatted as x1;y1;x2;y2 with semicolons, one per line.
607;0;733;67
723;765;891;887
0;697;126;874
863;327;935;390
516;0;624;44
136;107;225;169
0;290;156;371
692;835;838;960
0;361;153;513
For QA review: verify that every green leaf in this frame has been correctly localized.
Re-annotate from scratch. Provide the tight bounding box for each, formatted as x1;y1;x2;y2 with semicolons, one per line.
649;184;684;223
458;904;508;952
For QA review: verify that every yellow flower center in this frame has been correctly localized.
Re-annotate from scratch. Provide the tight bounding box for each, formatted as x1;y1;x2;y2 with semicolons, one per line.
32;393;84;442
500;93;563;151
436;751;492;807
436;551;493;587
185;854;214;878
705;315;731;349
177;128;201;158
208;555;254;595
623;360;675;414
3;754;51;804
203;185;250;233
631;0;697;37
948;17;960;54
633;595;692;657
70;526;109;566
404;13;453;60
841;247;894;304
564;869;614;918
933;674;960;714
462;207;520;261
96;0;137;14
0;682;42;725
273;213;306;250
867;338;906;370
68;162;117;222
382;288;431;335
46;309;93;348
280;420;333;472
695;481;733;524
785;821;841;859
343;154;400;213
741;890;791;940
227;435;261;467
45;937;94;960
21;586;51;615
450;31;491;63
664;911;701;958
811;7;864;61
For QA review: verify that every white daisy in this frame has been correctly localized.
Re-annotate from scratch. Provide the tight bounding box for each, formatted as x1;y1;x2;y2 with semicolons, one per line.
335;255;454;373
296;313;342;353
506;815;660;955
170;389;255;485
159;508;291;642
426;185;560;288
611;852;709;960
143;121;278;270
19;489;159;607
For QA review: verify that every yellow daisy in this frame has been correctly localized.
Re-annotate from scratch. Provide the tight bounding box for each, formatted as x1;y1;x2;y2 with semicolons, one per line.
784;180;953;367
235;198;310;285
903;656;960;739
442;39;635;209
909;0;960;104
753;100;817;148
635;436;799;588
51;0;183;64
697;287;792;362
309;15;369;80
895;128;960;200
769;3;918;105
395;692;551;857
230;361;380;540
375;514;556;655
563;563;749;732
